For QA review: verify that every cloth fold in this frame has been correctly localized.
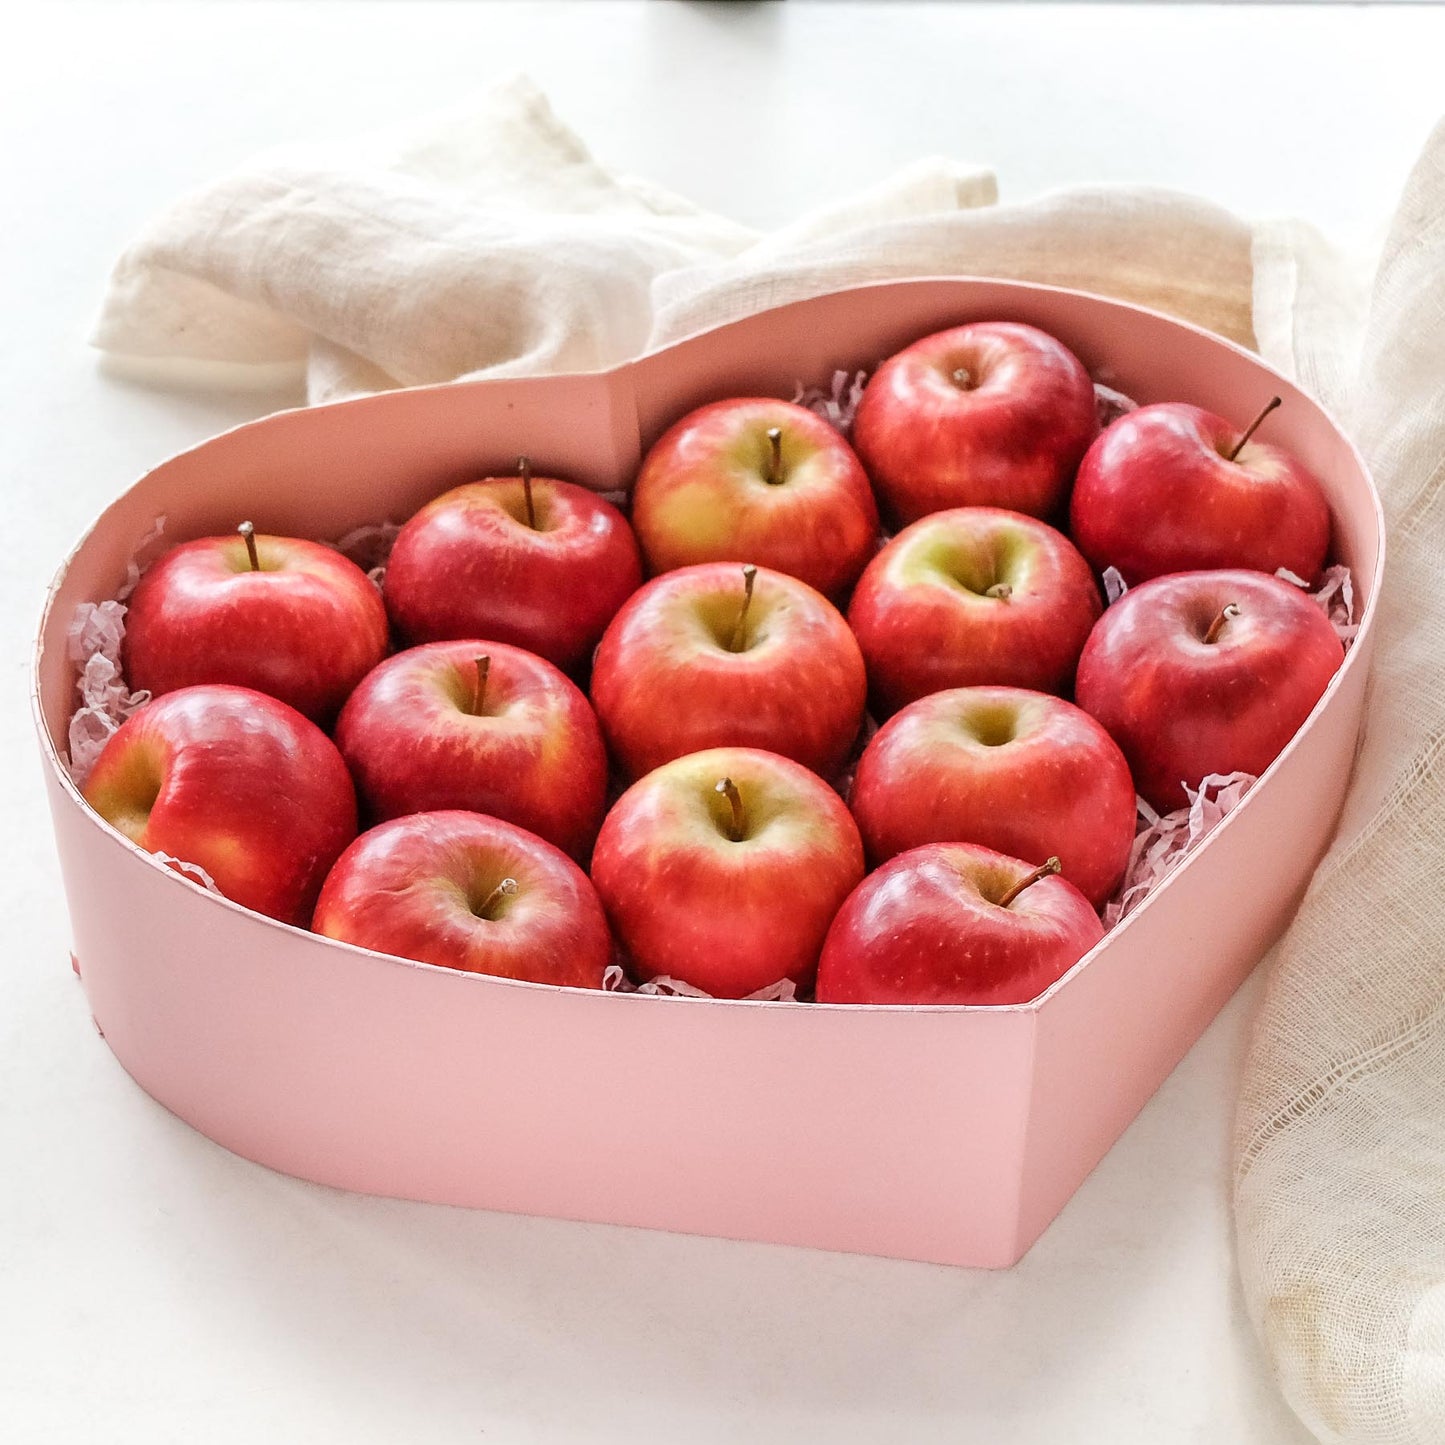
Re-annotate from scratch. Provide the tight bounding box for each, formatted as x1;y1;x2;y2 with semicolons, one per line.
649;184;1260;354
1234;119;1445;1445
91;75;1445;1445
93;76;759;399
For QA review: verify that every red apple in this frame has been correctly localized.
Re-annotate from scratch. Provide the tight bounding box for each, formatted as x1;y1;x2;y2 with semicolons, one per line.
383;461;642;672
815;842;1104;1006
334;640;608;861
630;398;880;597
849;686;1135;907
123;524;388;725
590;747;864;997
1074;569;1345;814
851;321;1098;526
312;810;611;987
1069;398;1332;585
590;563;867;781
82;684;357;926
847;507;1101;714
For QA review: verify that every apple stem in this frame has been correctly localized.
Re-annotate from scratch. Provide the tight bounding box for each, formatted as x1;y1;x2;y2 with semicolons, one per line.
952;367;973;390
1203;603;1242;645
1227;396;1282;461
727;565;759;652
765;426;784;485
238;520;260;572
517;455;537;529
715;777;746;842
472;655;490;715
997;856;1061;909
475;876;518;919
985;582;1013;600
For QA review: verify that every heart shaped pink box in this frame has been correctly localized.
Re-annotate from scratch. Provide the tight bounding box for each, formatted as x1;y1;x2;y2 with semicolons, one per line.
33;279;1383;1268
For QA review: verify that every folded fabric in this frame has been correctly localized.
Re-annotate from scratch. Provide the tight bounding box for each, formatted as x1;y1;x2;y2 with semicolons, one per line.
1234;120;1445;1445
93;76;760;400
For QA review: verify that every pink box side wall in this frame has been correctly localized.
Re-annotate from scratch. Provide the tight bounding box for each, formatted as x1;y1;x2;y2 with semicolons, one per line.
47;767;1039;1266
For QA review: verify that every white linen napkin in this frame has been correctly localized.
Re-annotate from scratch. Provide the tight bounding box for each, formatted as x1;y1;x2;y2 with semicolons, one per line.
91;74;1445;1445
1233;125;1445;1445
92;76;763;400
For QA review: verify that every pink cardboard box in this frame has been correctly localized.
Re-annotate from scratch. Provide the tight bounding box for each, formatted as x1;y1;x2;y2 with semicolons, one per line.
33;279;1383;1268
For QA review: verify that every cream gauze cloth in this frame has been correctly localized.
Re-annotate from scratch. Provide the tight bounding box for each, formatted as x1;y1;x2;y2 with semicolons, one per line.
92;74;1445;1445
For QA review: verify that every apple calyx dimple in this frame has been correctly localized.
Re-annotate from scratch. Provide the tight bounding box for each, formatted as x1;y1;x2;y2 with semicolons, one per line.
237;520;261;573
937;557;1015;602
714;776;746;842
472;876;518;920
996;855;1061;909
1203;603;1242;646
1225;396;1283;463
964;703;1019;748
727;565;759;653
764;426;784;486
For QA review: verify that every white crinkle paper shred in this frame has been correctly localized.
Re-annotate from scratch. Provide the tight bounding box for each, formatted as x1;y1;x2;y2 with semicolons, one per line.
64;515;168;786
65;601;153;787
117;513;167;602
1093;382;1139;428
323;520;401;589
1279;563;1359;644
603;964;799;1003
792;368;867;435
1103;772;1257;929
151;852;222;894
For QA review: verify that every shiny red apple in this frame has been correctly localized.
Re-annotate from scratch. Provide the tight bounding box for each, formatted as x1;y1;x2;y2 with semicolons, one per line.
1074;568;1344;813
334;640;608;861
630;397;880;597
849;686;1135;907
590;747;864;997
383;461;642;672
815;842;1104;1006
82;684;357;926
847;507;1101;714
590;562;867;781
1069;398;1332;585
851;321;1098;526
312;810;611;987
123;524;388;726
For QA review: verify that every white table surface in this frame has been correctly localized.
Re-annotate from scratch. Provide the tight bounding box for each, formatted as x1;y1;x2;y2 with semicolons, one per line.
4;3;1440;1441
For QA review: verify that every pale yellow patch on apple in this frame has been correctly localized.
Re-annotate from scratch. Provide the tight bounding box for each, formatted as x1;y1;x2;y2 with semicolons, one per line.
83;742;164;842
889;523;1037;599
650;481;739;551
1228;444;1292;481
